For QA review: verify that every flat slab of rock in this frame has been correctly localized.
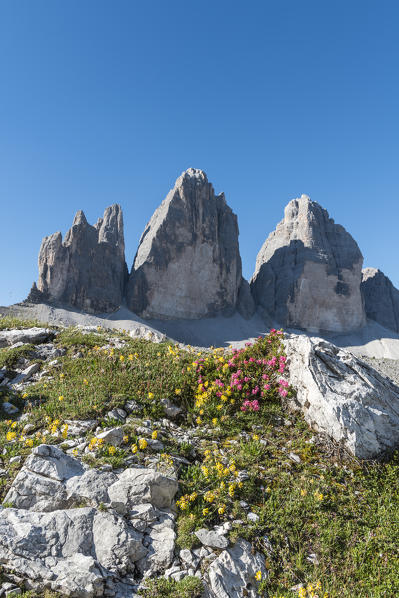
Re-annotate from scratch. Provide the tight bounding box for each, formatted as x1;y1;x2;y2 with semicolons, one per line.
195;528;229;549
0;444;179;596
10;363;40;386
0;328;54;348
206;538;267;598
285;334;399;458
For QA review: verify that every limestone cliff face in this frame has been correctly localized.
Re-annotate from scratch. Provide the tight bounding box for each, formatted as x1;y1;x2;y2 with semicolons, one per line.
251;195;366;333
30;205;127;313
126;168;254;319
361;268;399;332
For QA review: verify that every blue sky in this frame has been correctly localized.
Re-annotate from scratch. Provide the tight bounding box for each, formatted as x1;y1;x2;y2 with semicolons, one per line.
1;0;398;306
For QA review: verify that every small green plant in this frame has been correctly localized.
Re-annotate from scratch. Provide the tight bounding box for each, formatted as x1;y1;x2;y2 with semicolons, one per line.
139;576;203;598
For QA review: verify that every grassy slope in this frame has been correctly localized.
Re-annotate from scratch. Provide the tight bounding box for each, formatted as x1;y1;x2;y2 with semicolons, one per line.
0;317;398;598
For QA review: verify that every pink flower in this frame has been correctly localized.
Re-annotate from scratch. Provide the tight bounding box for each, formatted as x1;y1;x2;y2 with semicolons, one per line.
279;389;288;398
264;384;270;390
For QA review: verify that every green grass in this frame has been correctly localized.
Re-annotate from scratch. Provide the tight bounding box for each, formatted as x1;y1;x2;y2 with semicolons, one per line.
0;343;36;370
0;316;46;330
0;326;398;597
139;577;203;598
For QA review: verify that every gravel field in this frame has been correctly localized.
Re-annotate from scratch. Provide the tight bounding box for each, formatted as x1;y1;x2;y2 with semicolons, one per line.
358;355;399;386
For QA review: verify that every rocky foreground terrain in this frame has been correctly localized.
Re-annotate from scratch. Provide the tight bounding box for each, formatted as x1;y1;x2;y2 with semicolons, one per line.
0;316;398;598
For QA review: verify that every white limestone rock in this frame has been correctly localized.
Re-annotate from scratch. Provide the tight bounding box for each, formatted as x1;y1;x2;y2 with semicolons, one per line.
107;467;178;511
284;334;399;458
126;168;252;320
0;328;54;348
251;195;366;333
0;445;179;596
206;538;267;598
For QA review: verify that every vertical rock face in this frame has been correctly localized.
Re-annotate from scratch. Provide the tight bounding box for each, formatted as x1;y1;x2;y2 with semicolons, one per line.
126;168;252;319
251;195;366;333
361;268;399;332
32;204;127;313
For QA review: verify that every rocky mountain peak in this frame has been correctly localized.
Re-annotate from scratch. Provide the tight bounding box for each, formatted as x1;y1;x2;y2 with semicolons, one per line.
361;267;399;332
72;209;88;227
251;195;366;333
28;205;127;313
126;168;254;320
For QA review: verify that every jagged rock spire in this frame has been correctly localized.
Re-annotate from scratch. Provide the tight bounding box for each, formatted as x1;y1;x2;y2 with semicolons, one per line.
30;204;127;313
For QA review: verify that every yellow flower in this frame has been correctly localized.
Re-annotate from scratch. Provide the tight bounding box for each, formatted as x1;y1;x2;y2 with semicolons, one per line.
218;505;226;515
151;430;158;440
72;448;78;457
83;378;88;385
22;393;28;399
314;490;324;501
148;392;154;399
204;491;215;503
196;417;202;425
138;438;148;450
128;354;134;361
119;355;125;362
202;508;209;516
175;388;181;395
131;444;138;454
212;418;218;426
252;434;259;441
58;395;64;401
123;435;129;444
189;492;198;501
108;446;116;456
301;489;307;497
60;373;65;379
201;466;209;477
255;570;262;582
25;438;34;448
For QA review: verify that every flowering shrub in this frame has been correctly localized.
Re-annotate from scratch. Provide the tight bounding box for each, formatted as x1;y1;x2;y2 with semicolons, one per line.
177;446;244;519
192;330;292;421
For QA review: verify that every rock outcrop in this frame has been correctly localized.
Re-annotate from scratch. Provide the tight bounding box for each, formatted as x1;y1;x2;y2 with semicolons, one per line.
250;195;366;333
284;334;399;459
28;205;127;313
0;444;178;596
126;168;254;320
361;268;399;333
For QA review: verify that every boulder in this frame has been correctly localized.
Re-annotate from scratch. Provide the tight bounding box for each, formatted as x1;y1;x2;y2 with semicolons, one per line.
361;268;399;332
29;205;127;313
0;444;179;596
0;328;54;348
126;168;252;319
284;334;399;458
206;538;267;598
251;195;366;333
